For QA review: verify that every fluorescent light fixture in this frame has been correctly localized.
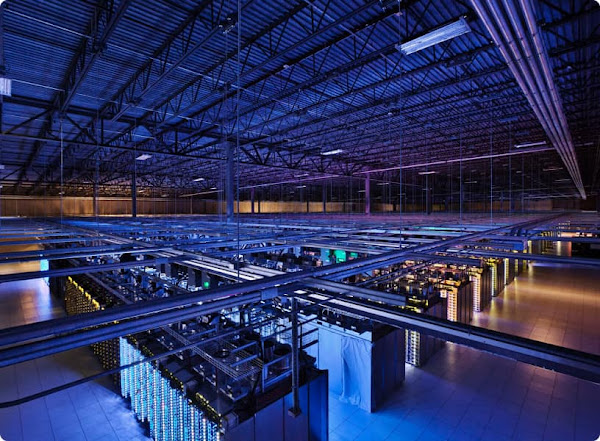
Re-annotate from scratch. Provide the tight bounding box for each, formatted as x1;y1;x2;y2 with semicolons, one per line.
542;166;562;172
377;182;390;186
398;17;470;55
294;173;309;178
0;78;11;96
136;154;152;161
514;141;546;149
193;177;205;182
321;148;343;156
418;171;437;175
464;180;478;184
296;185;307;188
554;178;571;183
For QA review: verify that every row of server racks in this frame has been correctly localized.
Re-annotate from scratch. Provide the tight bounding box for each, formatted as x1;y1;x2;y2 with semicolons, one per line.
57;268;328;441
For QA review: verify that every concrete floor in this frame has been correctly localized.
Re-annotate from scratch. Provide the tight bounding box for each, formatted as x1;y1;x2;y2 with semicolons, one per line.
1;261;599;441
329;262;600;441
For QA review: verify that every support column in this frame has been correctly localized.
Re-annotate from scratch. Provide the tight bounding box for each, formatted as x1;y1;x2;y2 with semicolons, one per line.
131;171;137;218
288;297;301;416
322;185;326;213
365;173;371;215
93;181;99;217
226;141;234;223
425;174;432;215
250;187;255;214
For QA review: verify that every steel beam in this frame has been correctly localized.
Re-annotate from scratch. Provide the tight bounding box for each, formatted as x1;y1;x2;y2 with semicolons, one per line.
300;292;600;383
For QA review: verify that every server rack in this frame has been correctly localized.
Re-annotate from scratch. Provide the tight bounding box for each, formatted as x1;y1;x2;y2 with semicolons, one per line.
57;265;327;441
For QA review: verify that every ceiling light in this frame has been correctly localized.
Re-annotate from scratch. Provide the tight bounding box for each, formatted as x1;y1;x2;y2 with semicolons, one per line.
464;180;478;184
542;166;562;172
397;17;470;55
418;171;437;175
377;182;390;186
321;148;343;156
514;141;546;149
296;185;307;189
136;154;152;161
210;187;217;190
554;178;571;183
0;77;11;96
193;177;205;182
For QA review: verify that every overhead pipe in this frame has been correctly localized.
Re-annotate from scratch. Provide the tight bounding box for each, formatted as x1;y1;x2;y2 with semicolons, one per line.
470;0;586;198
499;0;581;182
0;215;561;350
489;1;579;178
490;1;579;177
484;0;584;195
520;0;585;190
0;292;260;367
300;292;600;383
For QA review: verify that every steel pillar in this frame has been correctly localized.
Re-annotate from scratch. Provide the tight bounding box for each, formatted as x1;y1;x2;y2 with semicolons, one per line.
131;171;137;218
365;173;371;215
288;297;301;416
425;174;432;215
93;181;99;217
226;141;234;223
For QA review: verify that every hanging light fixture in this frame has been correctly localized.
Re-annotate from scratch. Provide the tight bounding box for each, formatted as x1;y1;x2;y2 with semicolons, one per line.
321;148;343;156
397;17;471;55
514;141;546;149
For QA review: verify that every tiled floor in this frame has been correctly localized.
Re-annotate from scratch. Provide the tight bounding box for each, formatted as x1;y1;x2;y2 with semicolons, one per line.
0;273;150;441
329;262;600;441
472;263;600;355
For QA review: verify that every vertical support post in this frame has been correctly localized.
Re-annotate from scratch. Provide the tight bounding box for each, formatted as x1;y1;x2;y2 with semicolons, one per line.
365;173;371;215
322;184;326;213
131;170;137;218
425;174;432;215
288;297;301;417
226;141;234;223
93;180;99;218
250;187;255;214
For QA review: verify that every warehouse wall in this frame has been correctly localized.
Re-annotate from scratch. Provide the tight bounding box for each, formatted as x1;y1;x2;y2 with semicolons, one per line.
0;196;211;217
0;195;590;217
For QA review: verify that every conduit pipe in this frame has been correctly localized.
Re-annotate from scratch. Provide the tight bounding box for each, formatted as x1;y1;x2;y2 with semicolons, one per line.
470;0;585;198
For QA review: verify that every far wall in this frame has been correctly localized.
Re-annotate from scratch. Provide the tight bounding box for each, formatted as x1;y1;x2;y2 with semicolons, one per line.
0;195;591;217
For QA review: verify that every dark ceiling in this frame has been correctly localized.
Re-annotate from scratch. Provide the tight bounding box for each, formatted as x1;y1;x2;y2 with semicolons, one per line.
0;0;598;202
